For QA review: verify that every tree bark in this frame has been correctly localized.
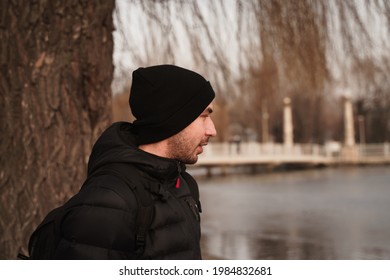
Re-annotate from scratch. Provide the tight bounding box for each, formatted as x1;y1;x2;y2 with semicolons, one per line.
0;0;115;259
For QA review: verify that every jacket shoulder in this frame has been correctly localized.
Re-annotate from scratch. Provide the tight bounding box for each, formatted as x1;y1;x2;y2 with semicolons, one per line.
55;174;140;259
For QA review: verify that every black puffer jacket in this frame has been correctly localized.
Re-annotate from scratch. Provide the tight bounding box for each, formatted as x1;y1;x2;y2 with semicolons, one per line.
54;122;202;259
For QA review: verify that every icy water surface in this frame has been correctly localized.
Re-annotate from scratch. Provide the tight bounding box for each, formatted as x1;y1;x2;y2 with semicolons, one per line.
196;166;390;259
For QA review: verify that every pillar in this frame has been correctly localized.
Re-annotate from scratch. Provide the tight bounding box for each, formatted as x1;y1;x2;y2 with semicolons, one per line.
283;97;293;148
262;111;269;143
344;96;355;147
342;95;358;161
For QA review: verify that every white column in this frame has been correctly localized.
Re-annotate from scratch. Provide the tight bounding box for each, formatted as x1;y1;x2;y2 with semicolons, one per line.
344;96;355;147
283;97;293;148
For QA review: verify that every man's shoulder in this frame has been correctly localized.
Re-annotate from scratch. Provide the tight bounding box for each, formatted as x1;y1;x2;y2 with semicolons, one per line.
67;172;139;213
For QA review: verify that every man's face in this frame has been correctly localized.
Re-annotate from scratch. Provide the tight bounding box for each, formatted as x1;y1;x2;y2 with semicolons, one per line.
166;103;217;164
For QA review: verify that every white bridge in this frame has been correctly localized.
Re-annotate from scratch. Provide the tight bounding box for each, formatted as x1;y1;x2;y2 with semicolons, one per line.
195;142;390;168
193;97;390;172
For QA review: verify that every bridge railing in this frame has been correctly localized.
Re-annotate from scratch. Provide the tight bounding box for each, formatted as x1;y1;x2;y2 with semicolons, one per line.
202;142;329;157
357;143;390;158
199;142;390;165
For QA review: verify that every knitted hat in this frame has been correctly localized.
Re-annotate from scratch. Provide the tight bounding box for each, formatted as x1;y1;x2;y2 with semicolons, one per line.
129;65;215;145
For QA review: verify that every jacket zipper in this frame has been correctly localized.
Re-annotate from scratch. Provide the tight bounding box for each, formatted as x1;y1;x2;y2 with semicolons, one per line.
185;197;200;222
169;170;201;255
175;161;182;189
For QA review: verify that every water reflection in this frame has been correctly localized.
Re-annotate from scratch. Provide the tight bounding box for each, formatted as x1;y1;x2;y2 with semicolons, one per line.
196;166;390;259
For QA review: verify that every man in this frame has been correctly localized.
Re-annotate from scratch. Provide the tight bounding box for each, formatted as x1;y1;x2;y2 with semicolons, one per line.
36;65;217;259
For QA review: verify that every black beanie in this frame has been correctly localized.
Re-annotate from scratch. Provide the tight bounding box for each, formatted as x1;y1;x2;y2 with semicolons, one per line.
129;64;216;145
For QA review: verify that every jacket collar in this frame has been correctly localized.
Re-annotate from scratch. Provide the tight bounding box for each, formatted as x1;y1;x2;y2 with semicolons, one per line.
87;122;186;182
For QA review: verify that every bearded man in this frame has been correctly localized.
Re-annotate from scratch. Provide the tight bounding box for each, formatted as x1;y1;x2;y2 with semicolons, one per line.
29;65;217;260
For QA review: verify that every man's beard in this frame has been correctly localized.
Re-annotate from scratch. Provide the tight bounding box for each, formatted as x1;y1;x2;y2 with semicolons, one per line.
166;132;207;164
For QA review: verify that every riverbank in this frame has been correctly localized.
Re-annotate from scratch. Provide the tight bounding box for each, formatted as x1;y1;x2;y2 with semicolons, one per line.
189;160;390;179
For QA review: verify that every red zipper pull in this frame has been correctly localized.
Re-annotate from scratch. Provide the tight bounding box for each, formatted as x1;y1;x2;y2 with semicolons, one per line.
175;177;181;189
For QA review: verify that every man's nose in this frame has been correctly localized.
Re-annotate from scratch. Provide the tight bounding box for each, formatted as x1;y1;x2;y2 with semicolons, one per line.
206;118;217;137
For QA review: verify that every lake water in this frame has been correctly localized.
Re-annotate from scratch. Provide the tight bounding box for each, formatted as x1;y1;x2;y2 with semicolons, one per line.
194;165;390;260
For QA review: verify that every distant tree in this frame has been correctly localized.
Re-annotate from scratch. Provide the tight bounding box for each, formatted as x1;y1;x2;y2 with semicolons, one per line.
115;0;390;143
352;56;390;143
0;0;115;259
112;85;133;123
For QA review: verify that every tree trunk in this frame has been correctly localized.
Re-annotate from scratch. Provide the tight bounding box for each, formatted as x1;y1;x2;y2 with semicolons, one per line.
0;0;115;259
